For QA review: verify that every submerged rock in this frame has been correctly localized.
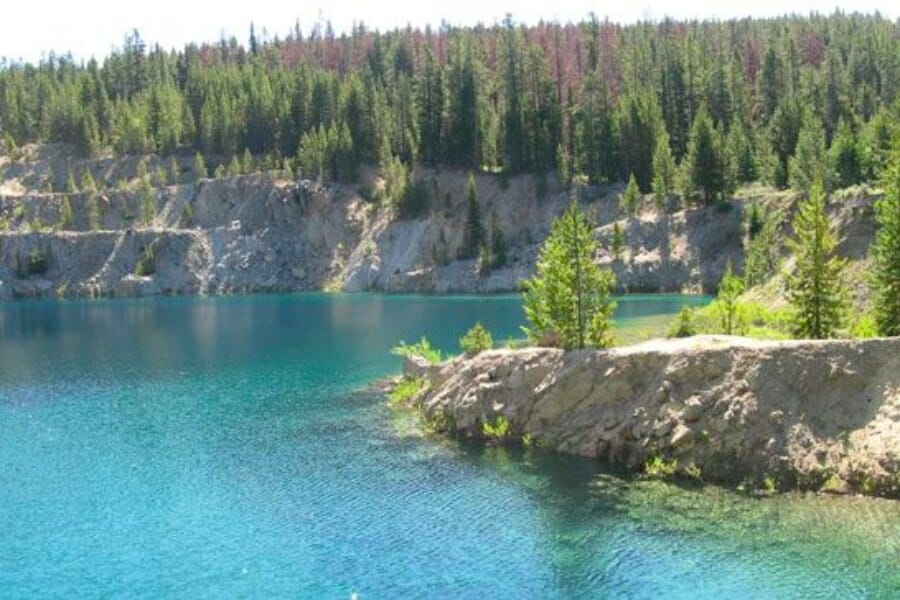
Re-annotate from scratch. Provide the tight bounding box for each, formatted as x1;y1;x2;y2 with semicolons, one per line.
414;336;900;498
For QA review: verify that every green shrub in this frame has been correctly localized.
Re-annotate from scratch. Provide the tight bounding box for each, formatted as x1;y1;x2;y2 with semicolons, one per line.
459;323;493;355
17;248;47;278
688;300;792;340
180;203;194;228
643;455;678;479
58;198;74;229
715;261;746;335
391;337;443;365
502;337;529;349
668;306;697;338
135;242;157;276
481;415;511;442
683;463;703;481
86;192;101;230
388;377;427;406
759;474;778;493
849;313;879;339
425;409;456;434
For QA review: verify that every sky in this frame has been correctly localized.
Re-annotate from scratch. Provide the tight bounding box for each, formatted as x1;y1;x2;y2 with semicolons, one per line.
1;0;897;63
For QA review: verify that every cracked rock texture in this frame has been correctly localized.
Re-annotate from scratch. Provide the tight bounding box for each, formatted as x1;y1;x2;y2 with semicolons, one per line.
411;336;900;497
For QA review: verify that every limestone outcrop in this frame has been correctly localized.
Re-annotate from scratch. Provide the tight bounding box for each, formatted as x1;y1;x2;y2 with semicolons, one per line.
0;146;879;299
408;336;900;497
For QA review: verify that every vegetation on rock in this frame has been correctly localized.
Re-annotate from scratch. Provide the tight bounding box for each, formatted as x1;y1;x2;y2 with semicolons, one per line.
392;337;443;365
459;323;493;355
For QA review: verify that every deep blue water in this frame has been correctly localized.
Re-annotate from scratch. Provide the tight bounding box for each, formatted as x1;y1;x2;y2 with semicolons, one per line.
1;294;898;598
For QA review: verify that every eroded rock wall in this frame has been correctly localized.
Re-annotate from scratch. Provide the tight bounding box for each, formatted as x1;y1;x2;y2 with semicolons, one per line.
0;152;878;298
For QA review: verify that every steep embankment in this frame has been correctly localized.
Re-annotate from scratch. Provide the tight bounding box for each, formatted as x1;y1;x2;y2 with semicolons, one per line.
406;336;900;497
0;144;879;300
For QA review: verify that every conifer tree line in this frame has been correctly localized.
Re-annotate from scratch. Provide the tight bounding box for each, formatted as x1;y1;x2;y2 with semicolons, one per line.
2;13;900;194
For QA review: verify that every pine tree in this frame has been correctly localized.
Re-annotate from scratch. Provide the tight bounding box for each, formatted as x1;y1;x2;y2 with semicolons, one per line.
154;167;168;188
136;159;149;182
86;192;101;230
193;152;207;181
556;142;571;190
764;98;803;189
80;169;97;193
744;206;781;288
140;177;155;227
59;197;74;229
620;173;641;216
169;156;180;185
490;214;507;269
522;202;616;349
652;129;677;208
66;170;78;193
789;110;829;191
617;92;659;190
611;221;625;261
715;260;744;334
227;155;241;177
862;107;897;180
758;46;783;123
725;122;757;184
787;179;846;338
242;148;254;174
681;107;726;204
871;143;900;336
462;174;485;259
829;119;864;189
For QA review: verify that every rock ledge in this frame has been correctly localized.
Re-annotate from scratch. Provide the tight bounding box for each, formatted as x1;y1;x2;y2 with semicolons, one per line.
409;336;900;497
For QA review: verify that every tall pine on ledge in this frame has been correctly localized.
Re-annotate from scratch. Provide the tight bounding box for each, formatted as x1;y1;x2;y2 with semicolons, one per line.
522;202;616;350
461;174;485;260
787;178;846;339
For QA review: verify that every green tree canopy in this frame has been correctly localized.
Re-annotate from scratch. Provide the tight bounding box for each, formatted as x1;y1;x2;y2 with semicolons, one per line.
461;174;485;259
787;179;846;338
522;202;616;349
681;107;727;205
789;110;829;191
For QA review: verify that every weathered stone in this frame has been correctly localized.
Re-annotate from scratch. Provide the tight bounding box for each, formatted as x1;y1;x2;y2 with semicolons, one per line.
670;424;695;448
403;355;431;379
682;397;705;422
414;336;900;497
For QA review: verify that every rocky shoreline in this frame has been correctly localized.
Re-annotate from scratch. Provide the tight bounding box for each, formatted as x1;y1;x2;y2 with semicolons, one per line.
400;336;900;498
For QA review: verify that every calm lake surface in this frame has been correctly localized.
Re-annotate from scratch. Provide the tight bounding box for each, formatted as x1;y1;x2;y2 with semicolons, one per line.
1;294;898;598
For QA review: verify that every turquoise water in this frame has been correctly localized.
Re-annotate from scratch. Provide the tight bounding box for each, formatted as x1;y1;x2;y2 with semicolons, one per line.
1;294;898;598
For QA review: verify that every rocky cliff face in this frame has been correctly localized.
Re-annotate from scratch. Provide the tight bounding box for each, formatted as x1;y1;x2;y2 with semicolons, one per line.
407;336;900;497
0;145;878;299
